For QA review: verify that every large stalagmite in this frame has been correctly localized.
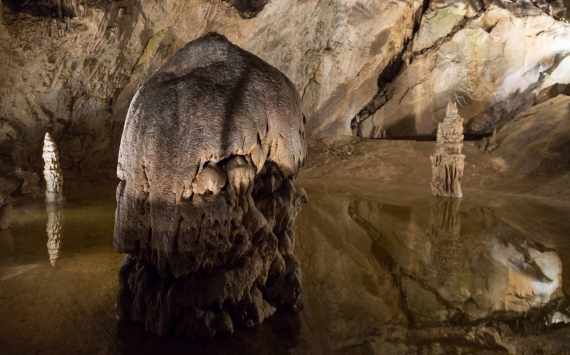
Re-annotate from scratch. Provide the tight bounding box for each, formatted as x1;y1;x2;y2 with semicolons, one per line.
114;33;307;338
430;102;465;198
42;133;64;203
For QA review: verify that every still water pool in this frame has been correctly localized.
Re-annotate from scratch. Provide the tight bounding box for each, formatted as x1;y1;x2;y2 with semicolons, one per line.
1;182;569;354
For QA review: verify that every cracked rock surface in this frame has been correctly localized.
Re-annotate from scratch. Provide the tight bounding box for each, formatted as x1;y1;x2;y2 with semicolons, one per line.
354;0;570;139
114;33;307;338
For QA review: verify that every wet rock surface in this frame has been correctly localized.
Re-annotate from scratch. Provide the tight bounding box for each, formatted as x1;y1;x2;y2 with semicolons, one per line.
114;34;307;338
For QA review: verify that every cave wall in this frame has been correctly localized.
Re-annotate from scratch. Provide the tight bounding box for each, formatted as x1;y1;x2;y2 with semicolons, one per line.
354;0;570;139
1;0;569;197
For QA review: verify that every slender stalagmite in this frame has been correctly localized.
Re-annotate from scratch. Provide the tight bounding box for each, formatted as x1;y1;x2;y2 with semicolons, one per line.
42;132;64;203
430;102;465;198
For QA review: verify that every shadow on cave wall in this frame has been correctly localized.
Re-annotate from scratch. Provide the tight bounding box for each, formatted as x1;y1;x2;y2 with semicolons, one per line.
223;0;269;19
2;0;118;19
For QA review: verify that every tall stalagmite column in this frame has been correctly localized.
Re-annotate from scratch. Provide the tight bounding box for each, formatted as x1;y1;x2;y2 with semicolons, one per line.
42;132;64;203
114;33;307;339
430;102;465;198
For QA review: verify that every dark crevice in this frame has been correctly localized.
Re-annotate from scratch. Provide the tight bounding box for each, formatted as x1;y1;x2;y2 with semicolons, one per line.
223;0;269;19
351;0;431;137
351;0;493;139
529;0;569;21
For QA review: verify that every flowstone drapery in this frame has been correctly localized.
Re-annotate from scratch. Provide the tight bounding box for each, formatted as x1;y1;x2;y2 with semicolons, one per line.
114;33;307;338
42;133;64;203
430;102;465;198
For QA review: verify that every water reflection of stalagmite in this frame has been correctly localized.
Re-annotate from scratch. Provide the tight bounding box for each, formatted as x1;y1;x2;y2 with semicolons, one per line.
43;132;64;203
46;202;64;266
346;193;565;327
426;198;466;272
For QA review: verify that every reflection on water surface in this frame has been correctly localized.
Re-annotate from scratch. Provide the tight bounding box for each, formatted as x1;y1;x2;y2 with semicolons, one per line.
0;184;569;354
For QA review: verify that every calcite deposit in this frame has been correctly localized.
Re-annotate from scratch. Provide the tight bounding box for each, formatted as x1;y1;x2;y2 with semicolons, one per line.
431;102;465;198
114;33;307;338
42;133;64;203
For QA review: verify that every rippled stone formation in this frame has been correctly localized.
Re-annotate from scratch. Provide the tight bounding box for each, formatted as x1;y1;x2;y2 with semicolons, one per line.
42;133;64;203
114;33;307;338
430;102;465;198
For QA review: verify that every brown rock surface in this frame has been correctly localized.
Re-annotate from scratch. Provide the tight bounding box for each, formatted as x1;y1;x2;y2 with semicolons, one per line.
2;0;568;197
114;33;307;338
300;95;570;201
355;0;570;139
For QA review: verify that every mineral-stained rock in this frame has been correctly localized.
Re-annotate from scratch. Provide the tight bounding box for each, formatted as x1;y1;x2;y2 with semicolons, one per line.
46;202;64;266
0;202;12;230
431;102;465;198
42;133;64;203
114;33;307;338
356;1;570;139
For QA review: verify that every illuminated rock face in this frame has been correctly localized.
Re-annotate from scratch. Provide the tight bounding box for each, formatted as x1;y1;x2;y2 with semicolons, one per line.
430;102;465;198
42;133;64;203
114;33;307;338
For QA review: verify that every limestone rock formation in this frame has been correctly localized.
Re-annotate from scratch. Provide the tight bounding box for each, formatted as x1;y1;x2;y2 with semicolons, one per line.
46;203;64;266
3;0;568;195
430;102;465;198
355;0;570;139
42;133;64;203
0;201;12;230
114;33;307;339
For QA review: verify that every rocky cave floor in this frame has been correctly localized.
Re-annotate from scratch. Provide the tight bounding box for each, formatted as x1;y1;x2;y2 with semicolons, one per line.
2;132;570;354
